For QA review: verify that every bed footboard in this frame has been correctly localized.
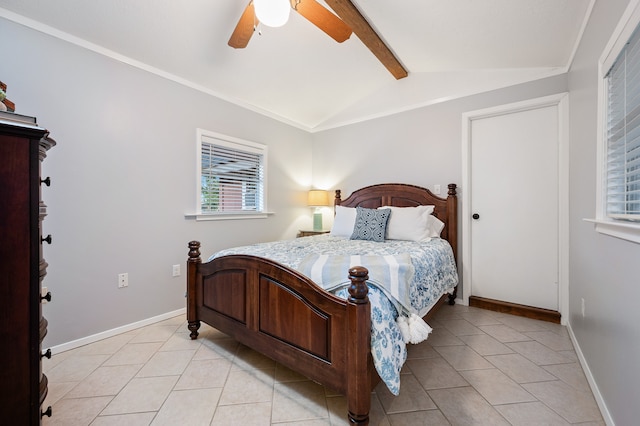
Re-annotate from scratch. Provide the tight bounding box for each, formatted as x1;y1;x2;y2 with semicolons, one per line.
186;241;374;425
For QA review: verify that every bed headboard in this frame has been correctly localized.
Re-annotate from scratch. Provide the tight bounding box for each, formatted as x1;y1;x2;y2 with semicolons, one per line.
335;183;458;261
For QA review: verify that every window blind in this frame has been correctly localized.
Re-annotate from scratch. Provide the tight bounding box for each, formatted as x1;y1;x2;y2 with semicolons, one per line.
200;139;265;214
606;25;640;220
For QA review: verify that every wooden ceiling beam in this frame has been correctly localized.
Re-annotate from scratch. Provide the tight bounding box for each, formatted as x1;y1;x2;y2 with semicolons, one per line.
324;0;408;80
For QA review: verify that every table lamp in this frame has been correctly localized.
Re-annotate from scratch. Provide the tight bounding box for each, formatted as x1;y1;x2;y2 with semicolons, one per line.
307;190;330;231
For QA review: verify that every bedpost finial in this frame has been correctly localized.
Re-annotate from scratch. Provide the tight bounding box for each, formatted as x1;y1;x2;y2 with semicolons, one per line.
347;266;369;304
448;183;457;196
335;189;342;205
188;241;201;262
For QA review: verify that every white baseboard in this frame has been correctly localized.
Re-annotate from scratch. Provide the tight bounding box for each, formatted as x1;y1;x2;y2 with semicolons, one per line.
566;322;615;426
50;308;186;355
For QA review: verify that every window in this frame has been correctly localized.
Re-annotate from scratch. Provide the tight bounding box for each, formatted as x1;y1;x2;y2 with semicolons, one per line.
196;129;267;219
605;26;640;221
591;0;640;243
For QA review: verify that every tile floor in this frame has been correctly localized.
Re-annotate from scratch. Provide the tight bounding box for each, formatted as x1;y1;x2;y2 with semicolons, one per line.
42;304;604;425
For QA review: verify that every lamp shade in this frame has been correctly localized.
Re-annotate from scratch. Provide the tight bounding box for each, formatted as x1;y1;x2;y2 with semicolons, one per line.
308;189;330;207
254;0;291;28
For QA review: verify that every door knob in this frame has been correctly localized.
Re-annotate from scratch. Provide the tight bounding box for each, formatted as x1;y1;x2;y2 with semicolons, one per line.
472;213;480;220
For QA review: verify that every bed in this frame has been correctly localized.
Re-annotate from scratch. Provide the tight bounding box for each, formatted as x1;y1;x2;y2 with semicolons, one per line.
186;183;458;424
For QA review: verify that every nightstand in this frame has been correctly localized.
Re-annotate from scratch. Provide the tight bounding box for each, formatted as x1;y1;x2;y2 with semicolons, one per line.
297;230;330;237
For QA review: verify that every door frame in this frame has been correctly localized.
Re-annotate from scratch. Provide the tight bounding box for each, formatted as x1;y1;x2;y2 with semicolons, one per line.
460;93;570;324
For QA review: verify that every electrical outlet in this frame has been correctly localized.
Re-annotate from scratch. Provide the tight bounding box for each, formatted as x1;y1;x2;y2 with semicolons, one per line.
172;264;181;277
118;273;128;288
433;184;441;195
581;298;585;317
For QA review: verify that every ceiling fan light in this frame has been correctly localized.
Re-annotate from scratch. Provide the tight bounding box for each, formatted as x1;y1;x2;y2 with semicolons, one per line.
254;0;290;28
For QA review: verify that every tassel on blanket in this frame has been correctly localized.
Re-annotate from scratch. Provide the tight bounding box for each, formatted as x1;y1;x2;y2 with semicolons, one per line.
397;313;433;344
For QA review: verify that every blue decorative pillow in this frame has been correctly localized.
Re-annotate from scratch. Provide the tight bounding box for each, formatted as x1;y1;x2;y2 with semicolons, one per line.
350;207;391;242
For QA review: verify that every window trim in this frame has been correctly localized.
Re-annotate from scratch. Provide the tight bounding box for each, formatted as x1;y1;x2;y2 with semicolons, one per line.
186;129;271;221
590;0;640;243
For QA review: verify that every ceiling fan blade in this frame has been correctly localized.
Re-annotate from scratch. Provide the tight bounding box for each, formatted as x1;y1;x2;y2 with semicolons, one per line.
324;0;407;79
228;1;257;49
294;0;352;43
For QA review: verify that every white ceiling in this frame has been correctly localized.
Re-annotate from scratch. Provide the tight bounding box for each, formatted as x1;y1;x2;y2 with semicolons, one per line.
0;0;593;131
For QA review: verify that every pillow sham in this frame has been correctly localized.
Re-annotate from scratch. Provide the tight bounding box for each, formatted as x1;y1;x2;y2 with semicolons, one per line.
330;205;357;237
427;215;445;238
350;207;391;242
379;205;440;241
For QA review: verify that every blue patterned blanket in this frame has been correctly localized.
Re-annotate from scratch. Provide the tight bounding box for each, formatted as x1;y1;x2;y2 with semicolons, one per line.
211;235;458;395
297;253;415;314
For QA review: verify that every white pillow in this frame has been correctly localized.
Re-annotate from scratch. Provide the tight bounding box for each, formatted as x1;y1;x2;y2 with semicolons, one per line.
330;205;357;237
379;205;435;241
426;215;445;238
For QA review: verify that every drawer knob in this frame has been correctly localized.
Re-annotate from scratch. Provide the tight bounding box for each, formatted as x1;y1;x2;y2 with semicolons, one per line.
41;406;52;418
41;291;52;302
41;348;52;359
41;234;52;244
40;177;51;186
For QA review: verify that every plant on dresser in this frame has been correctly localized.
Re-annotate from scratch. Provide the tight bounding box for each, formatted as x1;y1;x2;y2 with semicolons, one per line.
0;112;55;424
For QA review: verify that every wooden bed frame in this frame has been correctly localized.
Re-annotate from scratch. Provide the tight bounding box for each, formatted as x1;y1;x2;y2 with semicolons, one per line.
186;183;458;424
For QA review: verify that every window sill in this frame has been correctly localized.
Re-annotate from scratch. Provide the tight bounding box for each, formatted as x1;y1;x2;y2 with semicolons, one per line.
584;218;640;244
185;212;275;221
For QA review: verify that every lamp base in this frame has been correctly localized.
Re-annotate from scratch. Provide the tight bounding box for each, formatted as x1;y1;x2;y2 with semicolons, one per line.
313;211;323;231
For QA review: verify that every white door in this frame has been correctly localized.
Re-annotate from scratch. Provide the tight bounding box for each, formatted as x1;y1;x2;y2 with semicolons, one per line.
465;97;563;311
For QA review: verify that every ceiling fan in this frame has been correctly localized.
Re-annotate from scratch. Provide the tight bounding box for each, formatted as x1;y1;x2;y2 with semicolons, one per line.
228;0;352;48
228;0;408;80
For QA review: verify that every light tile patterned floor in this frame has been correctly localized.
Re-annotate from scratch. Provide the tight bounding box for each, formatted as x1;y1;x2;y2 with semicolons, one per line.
42;304;604;425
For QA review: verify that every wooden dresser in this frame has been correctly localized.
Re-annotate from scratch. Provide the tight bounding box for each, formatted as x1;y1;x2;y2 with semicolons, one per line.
0;114;55;424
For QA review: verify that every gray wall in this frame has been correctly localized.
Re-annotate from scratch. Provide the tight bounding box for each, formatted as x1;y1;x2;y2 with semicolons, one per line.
1;18;315;347
311;74;569;298
568;0;640;424
311;74;567;193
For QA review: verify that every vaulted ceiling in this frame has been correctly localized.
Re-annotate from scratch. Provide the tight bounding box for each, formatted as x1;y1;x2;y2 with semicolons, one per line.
0;0;593;131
